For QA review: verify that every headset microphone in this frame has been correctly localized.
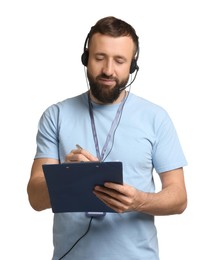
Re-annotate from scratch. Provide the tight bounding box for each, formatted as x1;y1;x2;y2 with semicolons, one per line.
119;67;139;92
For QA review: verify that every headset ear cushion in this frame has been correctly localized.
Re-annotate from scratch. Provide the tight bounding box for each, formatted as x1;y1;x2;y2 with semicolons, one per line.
81;50;89;66
130;59;138;74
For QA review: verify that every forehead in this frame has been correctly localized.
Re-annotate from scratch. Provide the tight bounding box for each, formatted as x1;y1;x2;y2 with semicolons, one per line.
88;33;135;58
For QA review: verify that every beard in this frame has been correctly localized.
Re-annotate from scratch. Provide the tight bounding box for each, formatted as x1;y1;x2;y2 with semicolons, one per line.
87;71;129;104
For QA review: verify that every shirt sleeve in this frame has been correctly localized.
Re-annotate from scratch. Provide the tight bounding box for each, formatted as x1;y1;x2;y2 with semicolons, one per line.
152;110;187;173
35;104;60;160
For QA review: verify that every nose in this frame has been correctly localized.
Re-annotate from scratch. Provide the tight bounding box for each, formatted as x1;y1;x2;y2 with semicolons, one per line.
102;59;114;76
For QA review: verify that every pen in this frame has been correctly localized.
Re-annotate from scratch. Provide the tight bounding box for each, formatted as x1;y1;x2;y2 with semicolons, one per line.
76;144;83;150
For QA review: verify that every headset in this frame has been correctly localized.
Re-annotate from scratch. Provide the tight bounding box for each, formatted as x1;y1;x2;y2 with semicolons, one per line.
81;33;139;74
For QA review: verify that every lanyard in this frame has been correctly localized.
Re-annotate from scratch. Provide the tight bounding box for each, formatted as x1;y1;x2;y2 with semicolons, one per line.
88;93;126;161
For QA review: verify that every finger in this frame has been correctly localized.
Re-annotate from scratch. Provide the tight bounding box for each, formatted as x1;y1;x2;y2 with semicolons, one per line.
94;185;128;204
75;148;99;161
94;184;135;208
102;182;127;195
65;148;99;162
93;190;128;213
65;153;89;163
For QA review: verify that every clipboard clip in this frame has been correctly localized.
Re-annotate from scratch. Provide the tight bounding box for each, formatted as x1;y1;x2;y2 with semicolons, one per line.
86;212;106;218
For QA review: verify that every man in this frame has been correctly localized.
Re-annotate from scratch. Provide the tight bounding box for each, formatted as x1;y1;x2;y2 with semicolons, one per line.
27;16;187;260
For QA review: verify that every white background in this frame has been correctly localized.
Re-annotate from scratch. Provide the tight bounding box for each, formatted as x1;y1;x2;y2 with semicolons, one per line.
1;0;218;259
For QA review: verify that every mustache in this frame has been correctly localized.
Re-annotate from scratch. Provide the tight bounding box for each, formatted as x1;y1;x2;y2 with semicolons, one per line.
96;73;117;81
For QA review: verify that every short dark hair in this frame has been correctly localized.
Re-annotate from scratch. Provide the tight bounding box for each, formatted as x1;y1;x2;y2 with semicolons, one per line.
88;16;139;56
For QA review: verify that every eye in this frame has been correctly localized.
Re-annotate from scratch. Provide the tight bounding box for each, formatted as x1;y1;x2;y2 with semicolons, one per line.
116;59;125;64
95;54;104;61
115;57;126;64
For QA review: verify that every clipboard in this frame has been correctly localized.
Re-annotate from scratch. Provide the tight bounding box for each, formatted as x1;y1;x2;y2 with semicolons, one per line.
42;161;123;213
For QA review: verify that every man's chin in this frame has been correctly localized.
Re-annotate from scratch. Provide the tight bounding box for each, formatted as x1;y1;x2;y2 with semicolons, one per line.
97;81;116;89
93;90;120;104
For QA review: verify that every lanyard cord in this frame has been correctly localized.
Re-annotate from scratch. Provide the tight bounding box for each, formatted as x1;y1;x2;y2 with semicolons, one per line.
88;92;127;161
